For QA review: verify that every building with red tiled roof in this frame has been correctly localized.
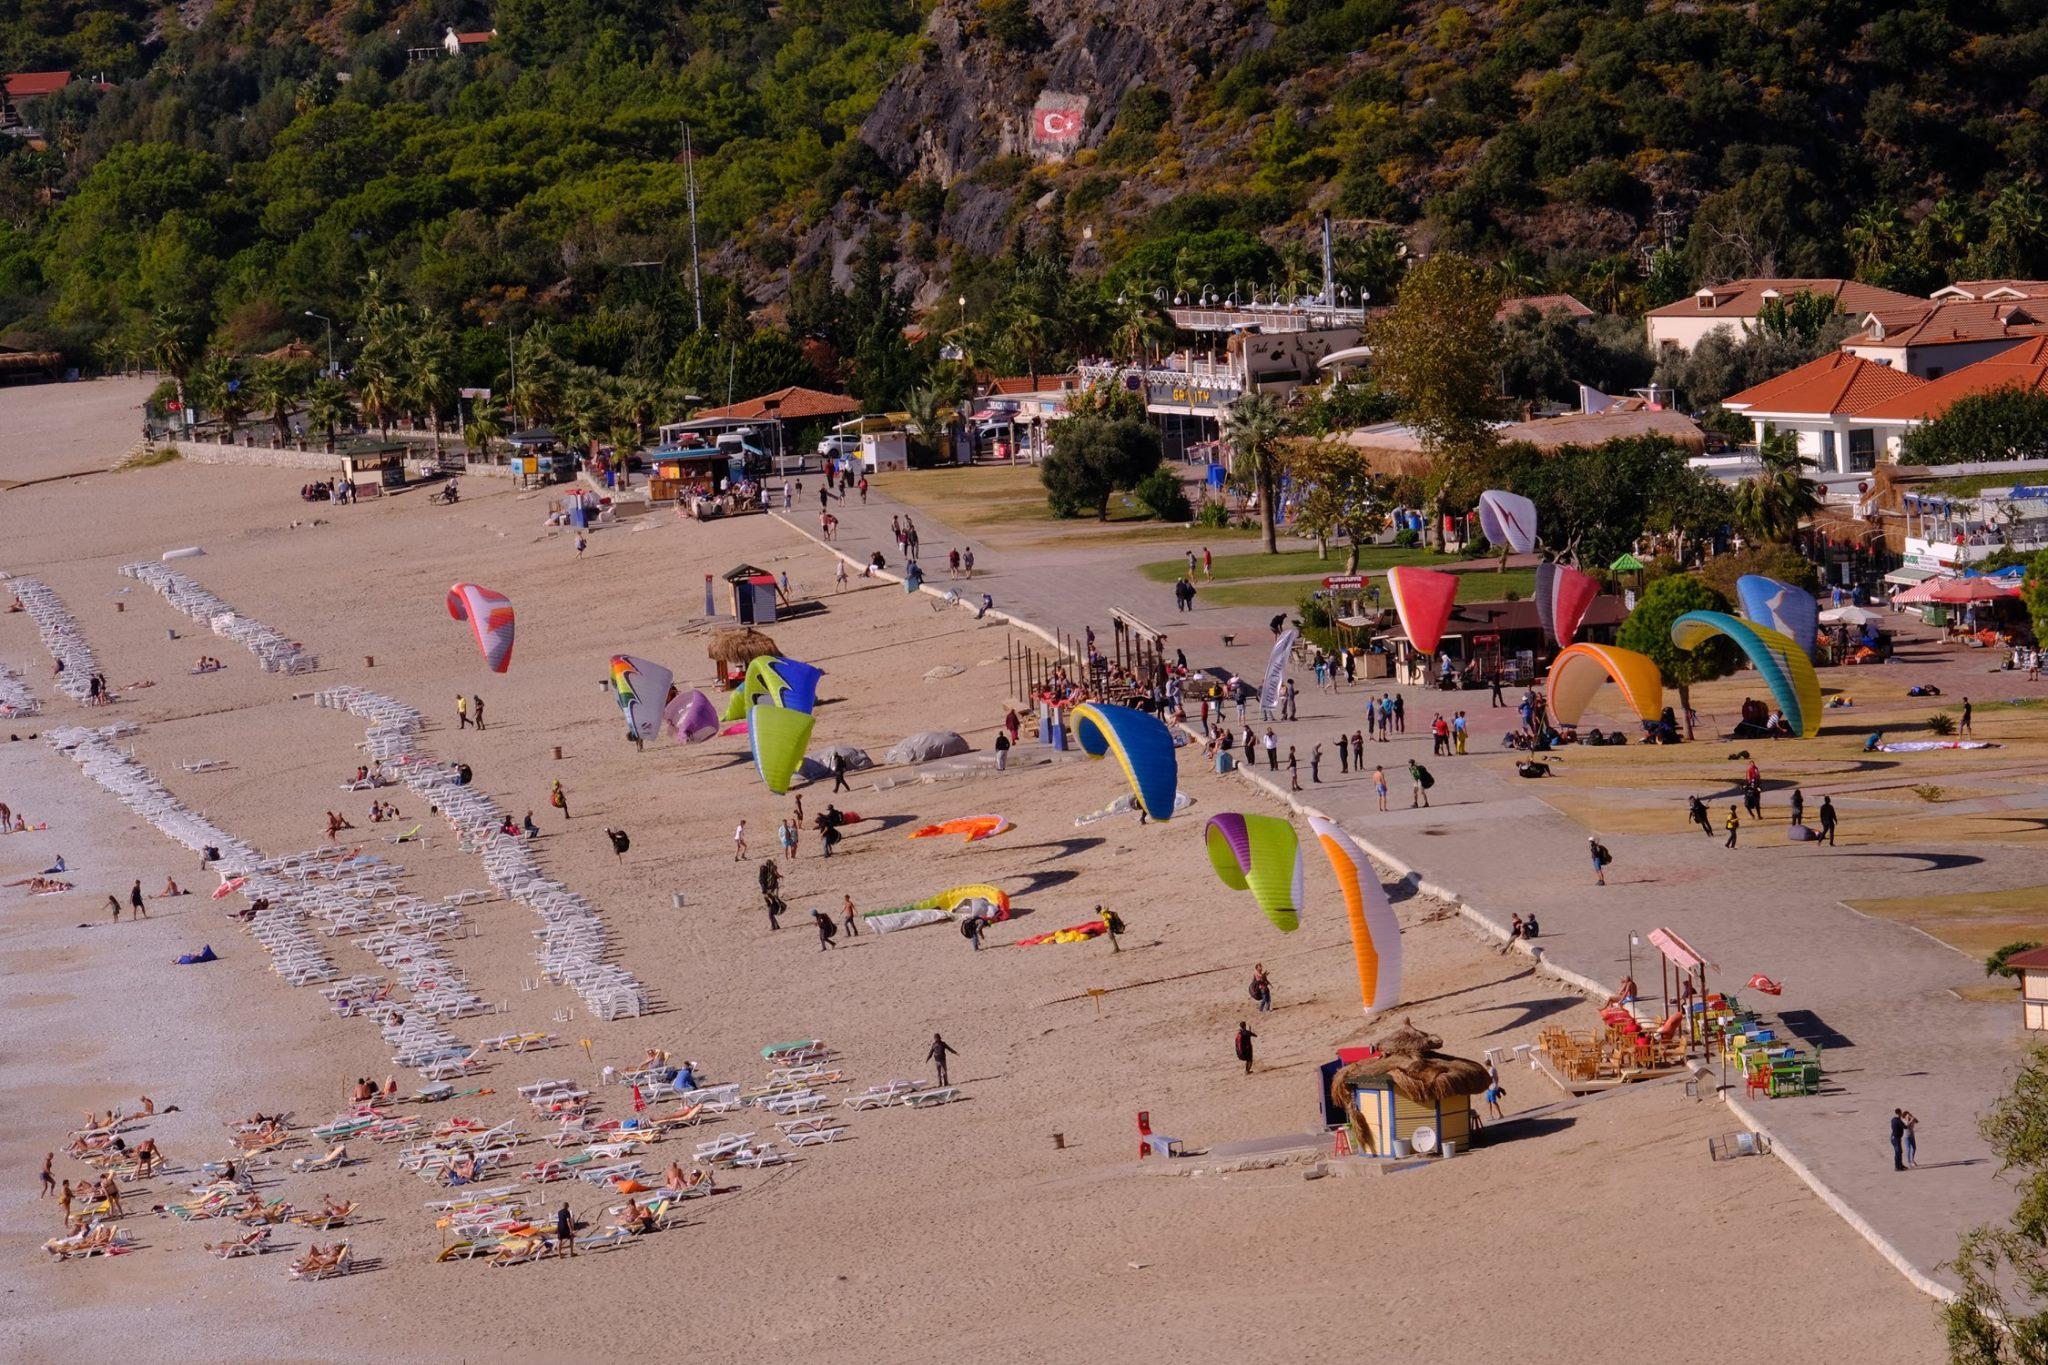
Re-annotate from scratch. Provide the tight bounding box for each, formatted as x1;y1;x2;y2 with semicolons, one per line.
1850;336;2048;441
1722;351;1928;474
1495;293;1594;323
981;374;1080;396
685;385;860;423
1930;280;2048;303
3;71;72;100
1842;298;2048;378
1645;278;1924;354
442;27;496;54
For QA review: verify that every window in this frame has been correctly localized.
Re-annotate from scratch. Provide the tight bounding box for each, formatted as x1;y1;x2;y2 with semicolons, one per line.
1820;429;1836;470
1926;367;1945;380
1849;428;1876;472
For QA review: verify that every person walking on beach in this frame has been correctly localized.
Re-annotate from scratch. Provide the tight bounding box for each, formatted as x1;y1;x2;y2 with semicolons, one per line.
129;879;147;919
1725;805;1740;848
1743;777;1762;820
994;730;1010;771
734;820;748;860
1310;743;1322;784
1337;734;1349;774
1589;837;1611;886
842;894;859;939
1891;1109;1908;1171
1902;1110;1919;1167
1408;758;1431;808
831;751;851;791
1374;764;1388;812
1351;730;1363;769
1483;1061;1506;1121
1234;1021;1257;1074
58;1179;72;1225
1098;905;1123;952
1250;964;1273;1013
456;694;470;729
550;780;568;820
556;1203;577;1257
1263;728;1278;772
1491;672;1505;708
1393;693;1406;733
1817;795;1838;845
1960;697;1973;735
1453;711;1467;755
813;909;837;951
964;914;986;950
605;828;629;863
928;1033;957;1086
1689;795;1713;837
1790;787;1804;827
1287;746;1300;791
107;893;120;923
1202;546;1213;580
472;695;485;731
40;1152;55;1197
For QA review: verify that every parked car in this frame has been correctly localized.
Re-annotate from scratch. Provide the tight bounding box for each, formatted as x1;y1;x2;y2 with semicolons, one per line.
817;433;860;459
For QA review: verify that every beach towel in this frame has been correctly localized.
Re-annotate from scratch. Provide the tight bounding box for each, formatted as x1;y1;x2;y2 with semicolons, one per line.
175;945;219;965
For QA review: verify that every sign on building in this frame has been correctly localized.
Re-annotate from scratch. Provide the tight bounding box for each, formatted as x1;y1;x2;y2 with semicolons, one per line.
1031;93;1088;159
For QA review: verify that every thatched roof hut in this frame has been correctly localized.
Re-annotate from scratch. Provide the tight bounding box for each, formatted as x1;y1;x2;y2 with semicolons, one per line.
1330;1018;1490;1157
708;627;779;677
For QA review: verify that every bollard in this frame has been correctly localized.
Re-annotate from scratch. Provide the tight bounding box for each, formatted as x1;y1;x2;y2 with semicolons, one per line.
365;655;374;668
115;601;124;612
1053;1133;1065;1150
552;746;563;760
671;893;687;909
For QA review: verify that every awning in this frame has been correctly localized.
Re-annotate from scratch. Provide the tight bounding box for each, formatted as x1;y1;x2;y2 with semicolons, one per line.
1647;927;1710;973
1884;566;1938;586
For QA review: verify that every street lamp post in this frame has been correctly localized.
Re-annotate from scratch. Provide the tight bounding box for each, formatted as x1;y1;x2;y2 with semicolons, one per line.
304;310;334;376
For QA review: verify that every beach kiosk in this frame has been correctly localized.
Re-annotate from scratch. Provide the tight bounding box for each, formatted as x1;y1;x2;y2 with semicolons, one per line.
724;563;781;624
1329;1022;1487;1158
861;430;910;473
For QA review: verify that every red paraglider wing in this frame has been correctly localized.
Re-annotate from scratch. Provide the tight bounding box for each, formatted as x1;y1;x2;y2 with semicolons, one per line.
446;582;515;673
1386;566;1458;655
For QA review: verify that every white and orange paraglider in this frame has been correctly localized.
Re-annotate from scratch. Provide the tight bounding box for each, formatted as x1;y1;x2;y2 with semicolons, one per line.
1476;489;1538;555
446;583;515;672
1308;816;1402;1016
1385;565;1458;654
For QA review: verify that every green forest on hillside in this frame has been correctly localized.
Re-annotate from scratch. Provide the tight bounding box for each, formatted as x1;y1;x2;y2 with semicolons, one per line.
4;0;2048;407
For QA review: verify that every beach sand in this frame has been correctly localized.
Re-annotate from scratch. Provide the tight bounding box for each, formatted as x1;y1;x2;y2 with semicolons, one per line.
0;457;1946;1361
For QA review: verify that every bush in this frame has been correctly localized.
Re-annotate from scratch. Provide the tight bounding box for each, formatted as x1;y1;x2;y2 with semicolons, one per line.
1133;467;1192;521
1194;498;1232;528
1988;941;2045;979
1928;713;1956;736
1393;527;1419;547
977;0;1043;48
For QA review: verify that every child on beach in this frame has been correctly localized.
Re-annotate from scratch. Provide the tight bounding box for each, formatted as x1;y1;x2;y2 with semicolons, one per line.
734;821;748;860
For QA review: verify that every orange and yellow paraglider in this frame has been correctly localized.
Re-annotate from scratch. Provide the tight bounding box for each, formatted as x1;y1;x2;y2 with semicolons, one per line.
1308;816;1401;1016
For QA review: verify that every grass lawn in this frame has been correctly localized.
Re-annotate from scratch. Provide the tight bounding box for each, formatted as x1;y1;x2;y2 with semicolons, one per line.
868;465;1265;549
1844;886;2048;961
1137;545;1437;584
1197;568;1535;609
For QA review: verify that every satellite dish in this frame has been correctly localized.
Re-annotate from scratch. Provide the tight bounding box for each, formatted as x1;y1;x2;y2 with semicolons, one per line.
1410;1125;1438;1155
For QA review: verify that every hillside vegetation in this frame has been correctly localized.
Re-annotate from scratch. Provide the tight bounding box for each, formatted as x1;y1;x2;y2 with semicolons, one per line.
3;0;2047;391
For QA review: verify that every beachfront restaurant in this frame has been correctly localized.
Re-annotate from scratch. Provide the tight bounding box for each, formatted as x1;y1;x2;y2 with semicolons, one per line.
647;447;742;502
1379;595;1627;688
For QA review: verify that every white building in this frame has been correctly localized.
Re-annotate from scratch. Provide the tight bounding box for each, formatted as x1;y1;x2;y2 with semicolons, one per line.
1645;278;1923;354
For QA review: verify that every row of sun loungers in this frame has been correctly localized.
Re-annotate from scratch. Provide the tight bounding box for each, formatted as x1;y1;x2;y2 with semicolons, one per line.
4;574;100;702
118;561;319;674
316;686;649;1020
0;660;38;717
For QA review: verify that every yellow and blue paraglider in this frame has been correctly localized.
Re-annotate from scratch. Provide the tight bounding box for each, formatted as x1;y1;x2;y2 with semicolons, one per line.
1669;610;1822;738
1308;816;1401;1015
723;655;824;721
1070;702;1179;822
1205;812;1303;931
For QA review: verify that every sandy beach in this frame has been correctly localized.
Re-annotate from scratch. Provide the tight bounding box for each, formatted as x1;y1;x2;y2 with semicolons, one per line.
0;433;1949;1360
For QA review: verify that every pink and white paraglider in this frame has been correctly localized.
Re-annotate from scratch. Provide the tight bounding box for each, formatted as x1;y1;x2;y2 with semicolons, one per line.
446;582;515;672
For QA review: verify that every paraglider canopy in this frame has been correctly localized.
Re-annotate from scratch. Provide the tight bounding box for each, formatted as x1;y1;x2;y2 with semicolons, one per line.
1534;562;1598;648
1736;575;1819;659
1070;703;1179;821
1205;812;1303;931
1546;643;1665;726
1308;816;1401;1015
446;583;515;673
1669;611;1821;738
1385;566;1458;655
609;656;674;743
1476;490;1538;554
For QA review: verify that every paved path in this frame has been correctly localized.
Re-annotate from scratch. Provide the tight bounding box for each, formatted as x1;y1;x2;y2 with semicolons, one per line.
785;487;2048;1299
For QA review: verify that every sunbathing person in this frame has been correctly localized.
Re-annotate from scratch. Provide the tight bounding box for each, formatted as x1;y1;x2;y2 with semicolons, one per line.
292;1243;341;1276
159;877;185;896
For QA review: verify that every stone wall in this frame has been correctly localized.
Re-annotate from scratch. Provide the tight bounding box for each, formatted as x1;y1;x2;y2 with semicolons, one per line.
169;440;343;472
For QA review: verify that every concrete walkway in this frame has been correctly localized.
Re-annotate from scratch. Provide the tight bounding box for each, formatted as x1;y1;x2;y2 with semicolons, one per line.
782;485;2048;1301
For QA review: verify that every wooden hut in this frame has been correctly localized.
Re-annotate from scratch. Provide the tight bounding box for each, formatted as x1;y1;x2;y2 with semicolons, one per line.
708;627;779;685
1330;1020;1489;1157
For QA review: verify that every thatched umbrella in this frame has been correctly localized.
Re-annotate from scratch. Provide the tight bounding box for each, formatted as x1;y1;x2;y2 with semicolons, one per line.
708;627;779;683
1330;1018;1490;1149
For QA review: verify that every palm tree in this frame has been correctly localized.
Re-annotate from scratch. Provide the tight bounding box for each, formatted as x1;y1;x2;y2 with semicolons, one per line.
463;407;506;464
904;386;954;461
247;358;310;445
146;306;195;425
1734;429;1822;542
305;378;356;451
188;354;249;441
1222;391;1295;554
998;306;1057;390
1109;294;1172;366
405;317;458;454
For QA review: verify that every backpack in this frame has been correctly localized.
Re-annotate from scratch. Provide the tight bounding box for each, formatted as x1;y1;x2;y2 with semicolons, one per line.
1103;911;1125;936
1593;842;1612;867
821;917;838;940
1416;766;1435;789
